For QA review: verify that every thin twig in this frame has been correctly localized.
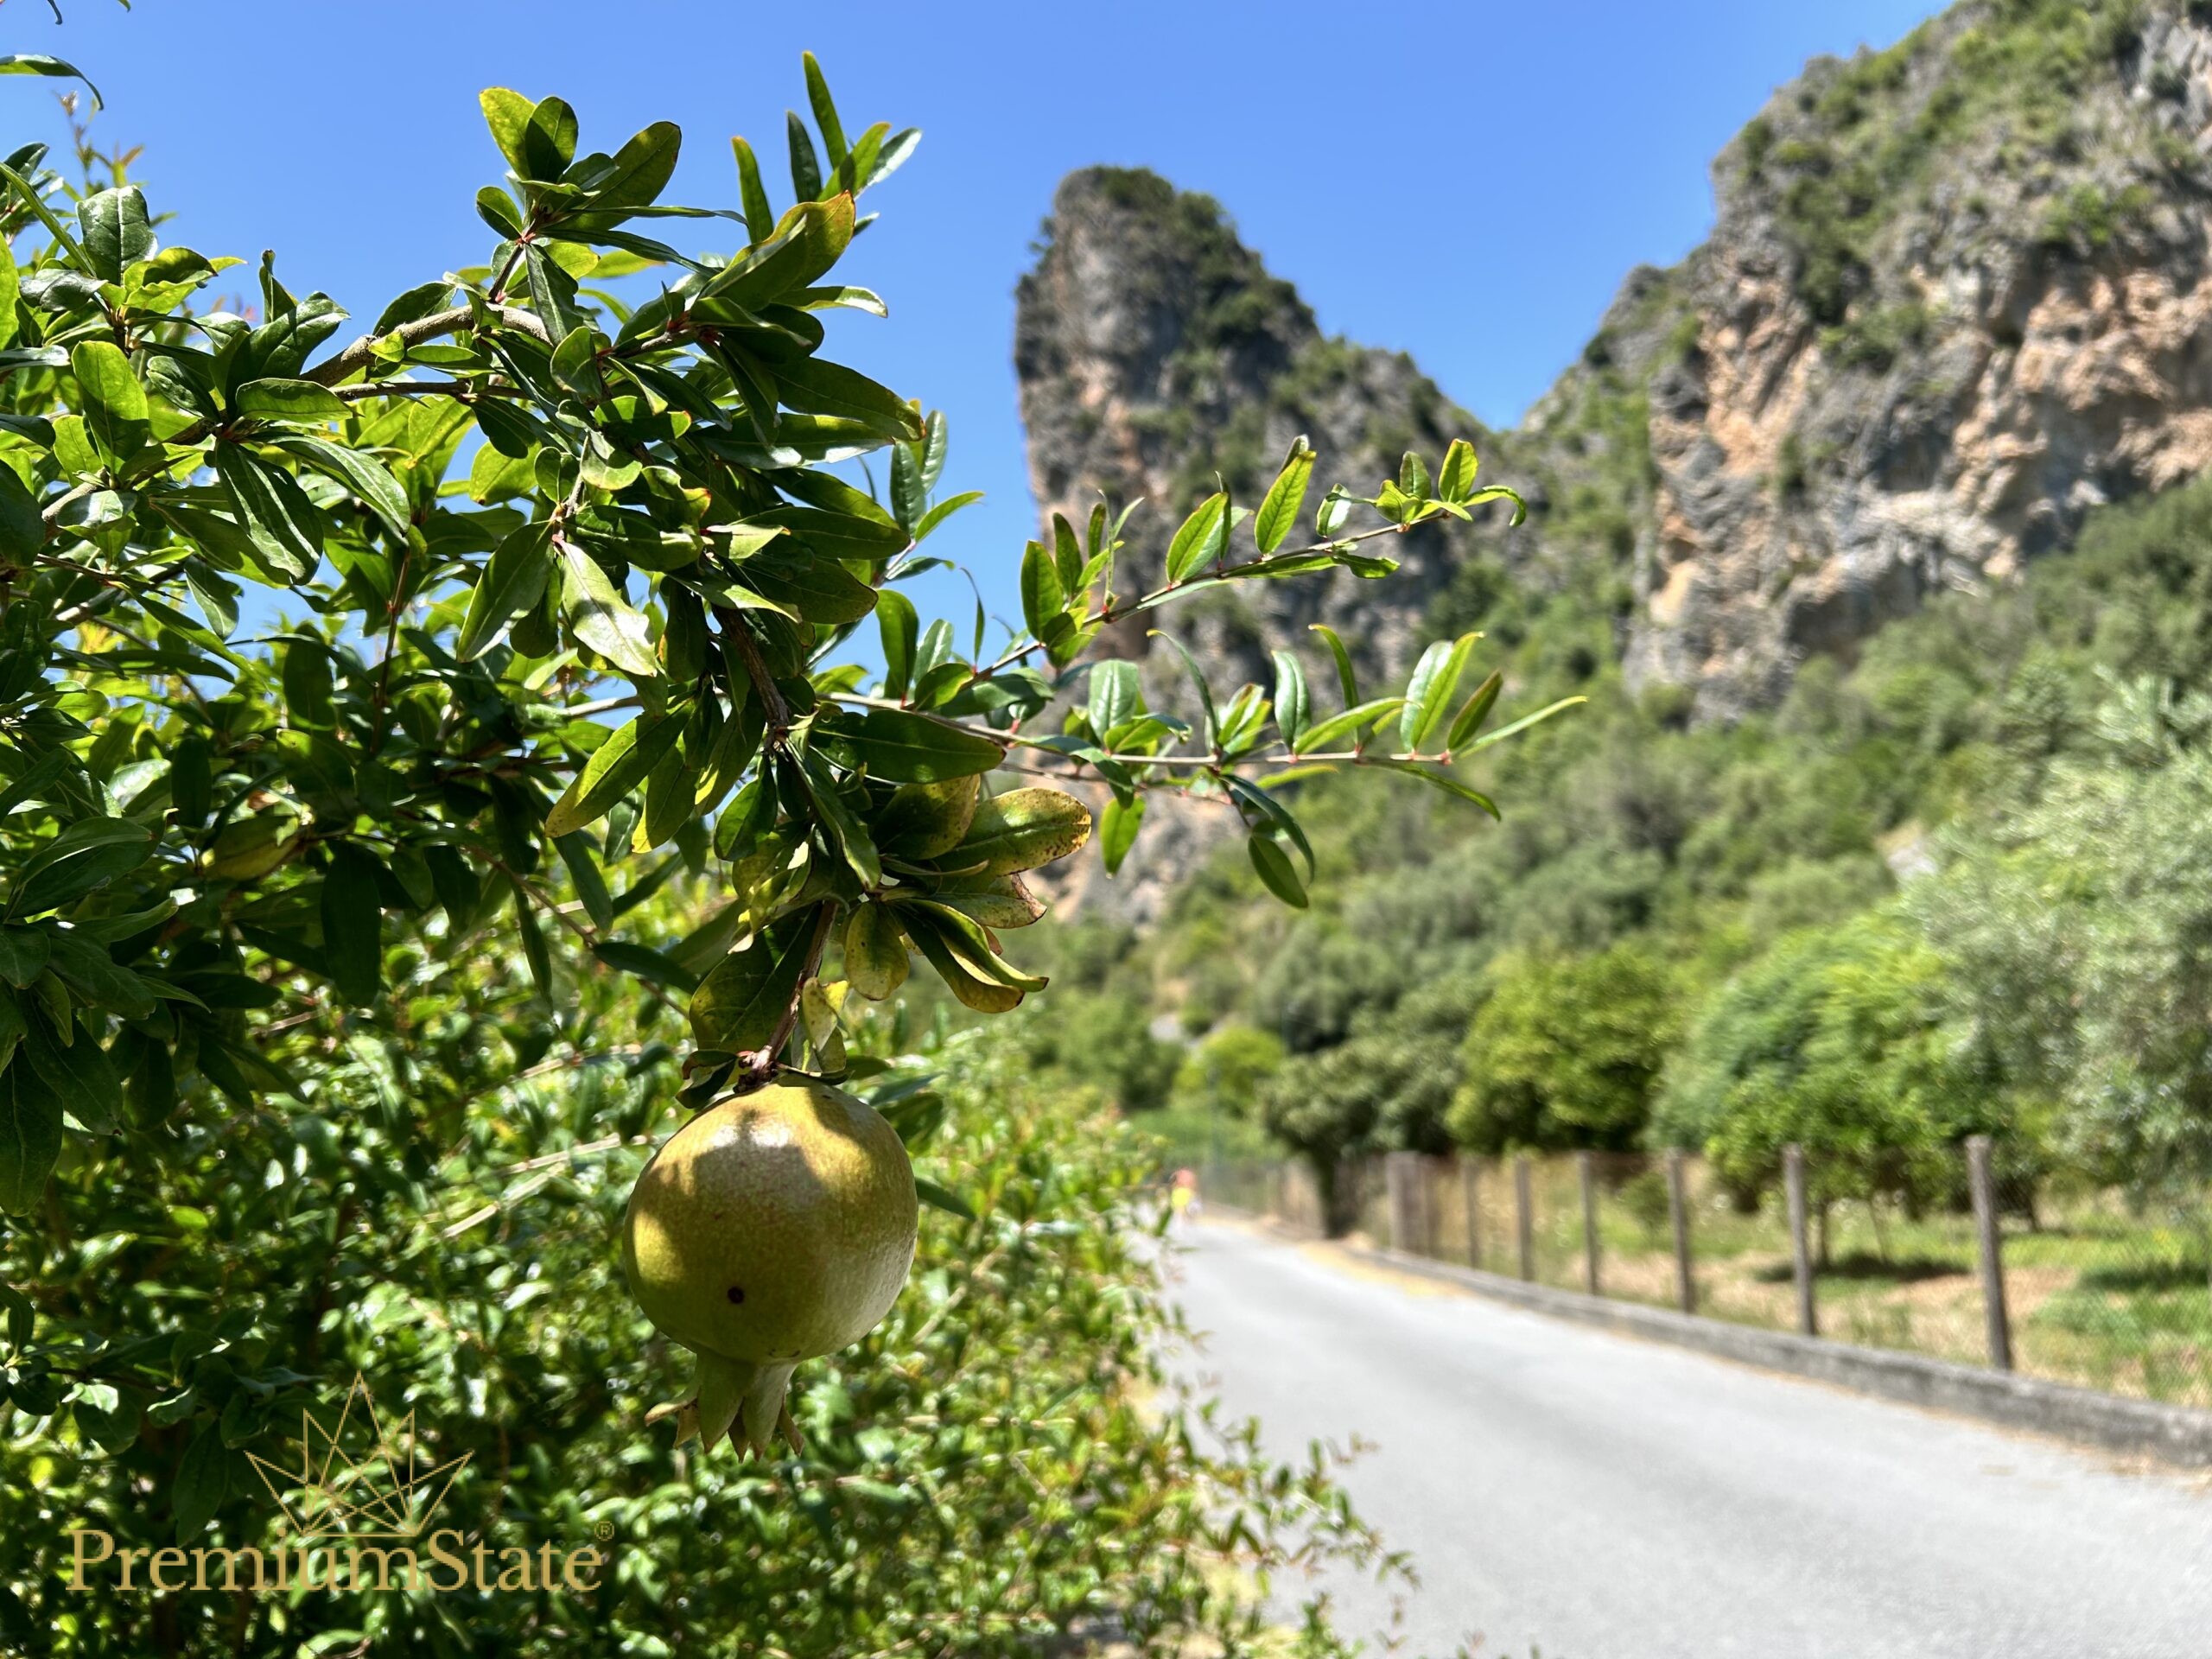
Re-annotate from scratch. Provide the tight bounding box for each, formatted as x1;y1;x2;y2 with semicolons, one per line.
303;304;553;388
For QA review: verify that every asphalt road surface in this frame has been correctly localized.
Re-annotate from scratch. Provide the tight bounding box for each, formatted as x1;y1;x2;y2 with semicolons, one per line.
1168;1217;2212;1658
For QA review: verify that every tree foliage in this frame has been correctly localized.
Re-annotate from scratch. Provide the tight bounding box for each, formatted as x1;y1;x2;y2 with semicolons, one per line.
0;44;1562;1653
1448;942;1680;1154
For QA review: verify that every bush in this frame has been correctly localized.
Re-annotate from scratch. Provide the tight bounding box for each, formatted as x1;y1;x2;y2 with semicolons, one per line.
2;963;1402;1653
1172;1021;1287;1116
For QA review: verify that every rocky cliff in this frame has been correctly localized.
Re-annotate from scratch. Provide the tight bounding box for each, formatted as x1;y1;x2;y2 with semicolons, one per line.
1014;168;1522;702
1016;0;2212;731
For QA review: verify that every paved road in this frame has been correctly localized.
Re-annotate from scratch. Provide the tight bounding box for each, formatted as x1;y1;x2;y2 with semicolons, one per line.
1168;1218;2212;1658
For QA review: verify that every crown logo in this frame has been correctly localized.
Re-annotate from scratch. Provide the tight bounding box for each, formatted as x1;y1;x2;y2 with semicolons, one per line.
245;1373;472;1541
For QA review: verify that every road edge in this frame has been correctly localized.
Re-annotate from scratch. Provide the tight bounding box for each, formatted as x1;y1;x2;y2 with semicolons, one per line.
1215;1213;2212;1467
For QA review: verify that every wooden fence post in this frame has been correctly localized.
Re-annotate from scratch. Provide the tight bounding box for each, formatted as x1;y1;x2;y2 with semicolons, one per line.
1783;1143;1816;1337
1515;1154;1535;1281
1386;1153;1417;1252
1462;1157;1483;1271
1577;1151;1601;1296
1666;1149;1695;1315
1967;1135;2013;1371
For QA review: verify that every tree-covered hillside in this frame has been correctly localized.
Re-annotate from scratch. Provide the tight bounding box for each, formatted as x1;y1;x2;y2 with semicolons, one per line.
1036;467;2212;1205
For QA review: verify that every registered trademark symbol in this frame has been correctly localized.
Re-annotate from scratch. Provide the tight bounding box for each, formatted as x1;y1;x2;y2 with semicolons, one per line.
595;1521;615;1542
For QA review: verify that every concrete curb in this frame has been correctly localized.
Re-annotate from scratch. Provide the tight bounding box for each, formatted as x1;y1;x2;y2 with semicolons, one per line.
1236;1214;2212;1467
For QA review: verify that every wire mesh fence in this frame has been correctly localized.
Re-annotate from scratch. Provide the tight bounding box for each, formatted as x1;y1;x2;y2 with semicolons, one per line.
1198;1141;2212;1412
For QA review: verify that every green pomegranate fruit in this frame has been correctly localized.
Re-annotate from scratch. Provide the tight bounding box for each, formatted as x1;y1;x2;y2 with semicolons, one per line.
623;1079;918;1456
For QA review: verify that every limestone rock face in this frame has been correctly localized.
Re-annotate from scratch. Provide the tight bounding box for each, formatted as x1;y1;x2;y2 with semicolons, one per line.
1604;0;2212;716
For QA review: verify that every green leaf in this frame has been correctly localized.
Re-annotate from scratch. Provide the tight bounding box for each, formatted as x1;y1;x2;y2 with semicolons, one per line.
1438;437;1479;501
1294;696;1405;755
172;1424;228;1541
914;1177;974;1221
20;1007;114;1130
9;818;152;918
843;902;909;1001
527;99;582;183
1271;651;1309;750
546;711;683;838
1166;492;1229;583
0;1059;58;1214
591;939;698;994
595;119;681;211
1101;795;1143;876
1309;623;1358;706
1052;512;1084;593
772;357;925;442
689;907;820;1053
1089;660;1141;740
234;378;348;425
737;549;880;626
1445;670;1504;751
511;877;554;998
1247;833;1308;908
877;588;918;700
44;931;156;1024
213;443;323;582
70;341;148;468
872;774;980;859
913;490;982;543
817;707;1005;785
458;521;555;661
1315;488;1351;537
731;136;774;243
0;928;45;990
76;185;148;280
1462;483;1528;526
1459;695;1586;754
0;54;101;110
802;52;849;168
1401;632;1478;752
1254;437;1313;554
1019;540;1065;641
953;787;1091;875
1369;759;1500;818
555;833;615;933
1147;628;1219;748
894;905;1027;1014
480;88;538;177
556;534;662;678
795;747;880;887
786;110;823;200
320;843;384;1007
0;463;40;565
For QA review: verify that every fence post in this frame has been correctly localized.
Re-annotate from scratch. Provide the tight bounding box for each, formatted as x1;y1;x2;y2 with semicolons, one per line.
1577;1151;1601;1296
1386;1152;1417;1252
1967;1135;2013;1371
1666;1149;1695;1315
1462;1157;1483;1271
1514;1155;1535;1281
1783;1143;1816;1337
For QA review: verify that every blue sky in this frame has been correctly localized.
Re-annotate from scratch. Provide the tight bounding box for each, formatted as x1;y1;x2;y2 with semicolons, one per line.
13;0;1942;624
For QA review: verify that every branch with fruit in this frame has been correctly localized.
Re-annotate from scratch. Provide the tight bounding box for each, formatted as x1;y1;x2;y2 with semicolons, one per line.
0;51;1573;1455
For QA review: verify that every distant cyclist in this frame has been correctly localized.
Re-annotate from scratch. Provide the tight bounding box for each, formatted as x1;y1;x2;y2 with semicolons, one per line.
1171;1166;1200;1225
